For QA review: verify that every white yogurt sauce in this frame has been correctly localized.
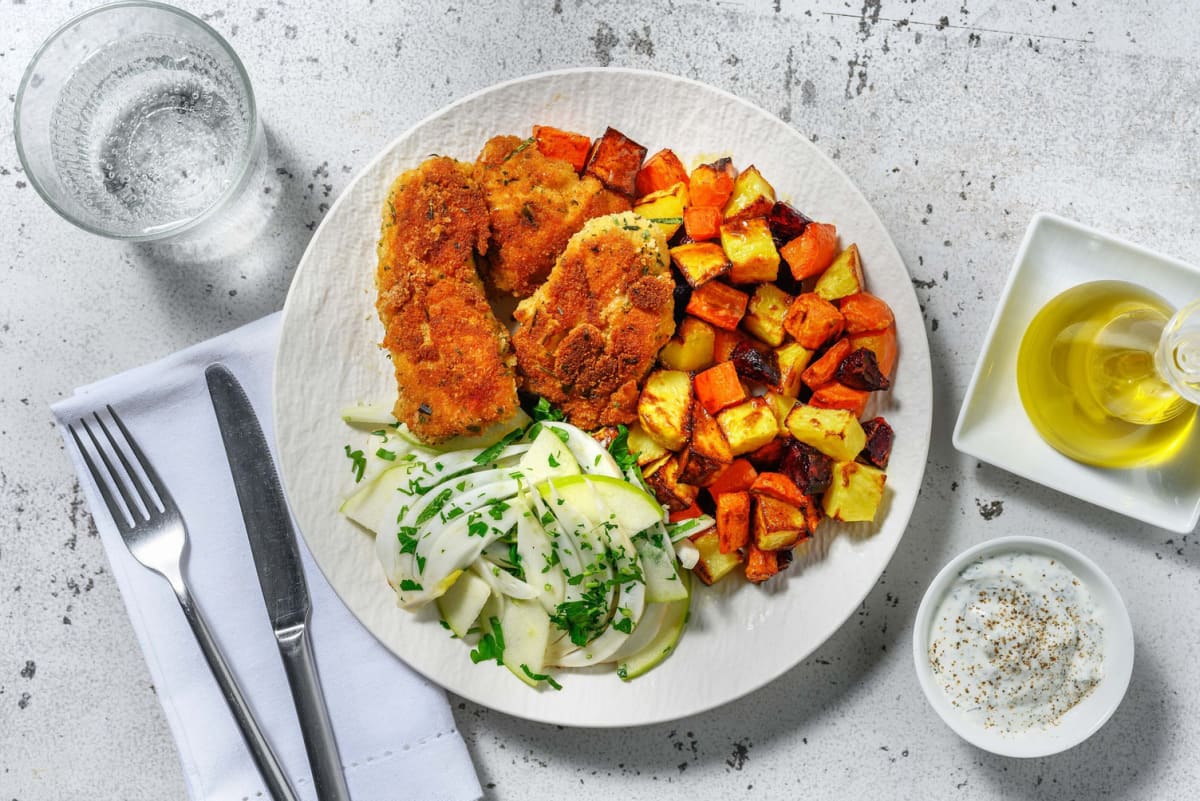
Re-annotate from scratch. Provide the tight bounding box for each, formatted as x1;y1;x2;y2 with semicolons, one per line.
928;551;1105;733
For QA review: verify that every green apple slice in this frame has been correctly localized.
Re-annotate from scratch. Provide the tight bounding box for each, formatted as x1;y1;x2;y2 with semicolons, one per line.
500;597;552;687
535;474;664;535
436;570;491;638
618;570;691;680
519;427;582;485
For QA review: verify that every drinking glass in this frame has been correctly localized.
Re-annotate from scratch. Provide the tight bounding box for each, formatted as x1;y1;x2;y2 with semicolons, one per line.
14;2;265;242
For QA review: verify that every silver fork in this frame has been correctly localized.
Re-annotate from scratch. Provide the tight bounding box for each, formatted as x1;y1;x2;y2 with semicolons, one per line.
69;406;299;801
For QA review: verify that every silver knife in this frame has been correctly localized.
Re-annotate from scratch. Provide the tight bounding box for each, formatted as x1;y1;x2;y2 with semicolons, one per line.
206;363;352;801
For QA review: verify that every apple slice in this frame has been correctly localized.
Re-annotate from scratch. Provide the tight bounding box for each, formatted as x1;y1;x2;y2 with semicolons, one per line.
618;570;691;680
536;474;665;536
436;570;491;639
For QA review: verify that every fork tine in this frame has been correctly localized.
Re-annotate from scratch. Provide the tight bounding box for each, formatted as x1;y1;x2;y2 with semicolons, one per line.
93;411;160;516
80;416;144;524
69;423;131;530
106;405;176;511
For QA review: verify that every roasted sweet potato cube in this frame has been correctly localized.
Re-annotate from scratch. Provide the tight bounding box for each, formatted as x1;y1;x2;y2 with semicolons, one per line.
784;404;867;462
774;341;813;397
717;397;779;456
635;148;689;197
766;201;811;246
744;542;781;583
745;438;786;470
584;127;647;196
694;361;746;415
779;439;834;495
720;217;780;284
742;283;793;346
801;337;853;391
680;404;733;485
669;502;703;523
637;369;693;451
659;316;716;372
837;348;891;391
671;242;730;288
763;390;798;429
784;293;845;350
840;292;895;335
691;529;743;585
706;458;759;497
712;327;751;363
813;244;865;301
689;158;736;207
849;325;898;378
810;382;870;419
716;491;751;553
780;221;839;280
730;340;781;386
752;496;806;551
644;454;700;511
859;416;895;469
626;421;669;467
532;125;591;172
750;472;807;506
683;205;723;242
823;461;887;522
722;165;776;221
685;281;749;331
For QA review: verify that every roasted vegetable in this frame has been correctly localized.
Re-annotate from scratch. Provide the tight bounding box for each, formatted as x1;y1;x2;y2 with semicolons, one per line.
635;148;689;197
813;244;865;301
859;416;895;469
779;439;833;496
823;461;887;522
722;165;776;221
584;126;647;196
720;217;780;284
717;397;779;456
638;369;693;451
836;347;892;391
766;201;810;246
685;281;750;331
730;340;781;386
671;241;730;287
779;221;838;280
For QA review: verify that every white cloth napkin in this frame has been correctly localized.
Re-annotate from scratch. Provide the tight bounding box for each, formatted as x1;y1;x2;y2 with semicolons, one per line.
51;313;482;801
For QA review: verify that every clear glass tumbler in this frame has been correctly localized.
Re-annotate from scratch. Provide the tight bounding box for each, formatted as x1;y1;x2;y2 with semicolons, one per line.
14;1;264;241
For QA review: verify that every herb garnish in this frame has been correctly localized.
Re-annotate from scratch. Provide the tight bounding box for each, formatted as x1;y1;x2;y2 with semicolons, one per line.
473;427;525;465
520;664;563;690
469;617;506;665
344;445;366;482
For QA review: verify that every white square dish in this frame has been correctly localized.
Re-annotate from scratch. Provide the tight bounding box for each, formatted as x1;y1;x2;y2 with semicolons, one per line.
953;213;1200;534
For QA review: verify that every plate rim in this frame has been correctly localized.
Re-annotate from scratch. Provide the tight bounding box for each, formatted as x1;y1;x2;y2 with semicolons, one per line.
274;66;933;726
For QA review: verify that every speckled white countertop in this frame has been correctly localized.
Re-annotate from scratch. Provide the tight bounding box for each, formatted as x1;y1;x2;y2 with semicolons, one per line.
3;1;1199;799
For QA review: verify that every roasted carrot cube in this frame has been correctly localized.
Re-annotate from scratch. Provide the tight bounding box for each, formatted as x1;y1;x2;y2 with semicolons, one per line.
744;542;781;583
749;472;807;506
685;281;749;331
809;382;870;419
712;327;750;363
746;437;786;470
840;293;895;335
716;491;751;553
849;325;898;378
636;148;689;197
584;126;647;196
694;361;746;414
800;337;853;390
689;158;736;208
532;125;591;172
779;221;839;280
683;205;723;242
784;293;845;350
669;501;703;523
706;458;759;497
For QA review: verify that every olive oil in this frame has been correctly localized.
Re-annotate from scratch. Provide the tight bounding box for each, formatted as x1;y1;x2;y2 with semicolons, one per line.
1016;281;1197;468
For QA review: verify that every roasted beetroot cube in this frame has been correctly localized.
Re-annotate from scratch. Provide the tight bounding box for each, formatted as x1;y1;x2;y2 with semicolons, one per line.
860;417;895;469
766;201;811;247
836;347;892;391
780;439;833;496
730;340;781;386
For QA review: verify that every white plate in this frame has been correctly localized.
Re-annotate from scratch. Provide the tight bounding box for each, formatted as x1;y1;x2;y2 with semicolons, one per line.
913;536;1134;757
274;68;932;727
952;213;1200;534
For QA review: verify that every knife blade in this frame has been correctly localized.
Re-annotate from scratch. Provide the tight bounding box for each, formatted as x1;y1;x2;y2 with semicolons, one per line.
206;363;352;801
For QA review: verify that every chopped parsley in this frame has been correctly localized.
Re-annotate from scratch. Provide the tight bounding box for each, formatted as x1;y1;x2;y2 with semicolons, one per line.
469;617;505;665
550;582;610;647
399;579;422;591
473;427;525;465
548;453;560;468
608;425;639;473
531;397;565;422
520;664;563;690
416;488;453;525
376;448;397;461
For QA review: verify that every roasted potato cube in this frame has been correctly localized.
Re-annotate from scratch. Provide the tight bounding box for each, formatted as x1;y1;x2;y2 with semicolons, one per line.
813;244;865;301
716;490;751;553
730;340;781;386
744;542;781;583
644;454;700;511
685;281;749;331
638;369;693;451
784;293;845;350
584;126;647;196
720;217;780;284
634;181;689;240
626;421;670;466
712;327;751;363
659;316;716;372
784;404;867;462
680;404;733;485
752;496;806;551
635;148;689;197
774;342;813;397
742;283;793;346
722;165;776;221
823;461;887;522
691;529;744;585
717;397;779;456
671;242;730;288
763;390;798;429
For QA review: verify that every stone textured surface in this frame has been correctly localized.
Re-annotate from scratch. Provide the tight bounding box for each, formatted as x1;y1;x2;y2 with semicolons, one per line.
2;1;1198;799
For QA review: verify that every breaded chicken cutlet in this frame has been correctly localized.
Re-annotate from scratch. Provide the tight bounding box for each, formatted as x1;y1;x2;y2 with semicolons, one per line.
476;135;632;298
511;212;675;431
376;156;520;443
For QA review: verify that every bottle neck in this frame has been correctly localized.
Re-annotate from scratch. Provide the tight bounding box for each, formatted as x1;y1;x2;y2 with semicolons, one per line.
1155;299;1200;406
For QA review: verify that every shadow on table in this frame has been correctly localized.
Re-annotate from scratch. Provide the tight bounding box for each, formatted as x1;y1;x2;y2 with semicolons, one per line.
457;327;965;795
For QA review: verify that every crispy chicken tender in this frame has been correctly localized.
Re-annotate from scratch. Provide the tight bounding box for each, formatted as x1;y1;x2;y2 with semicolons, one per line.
476;134;632;298
512;212;676;430
376;156;520;443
